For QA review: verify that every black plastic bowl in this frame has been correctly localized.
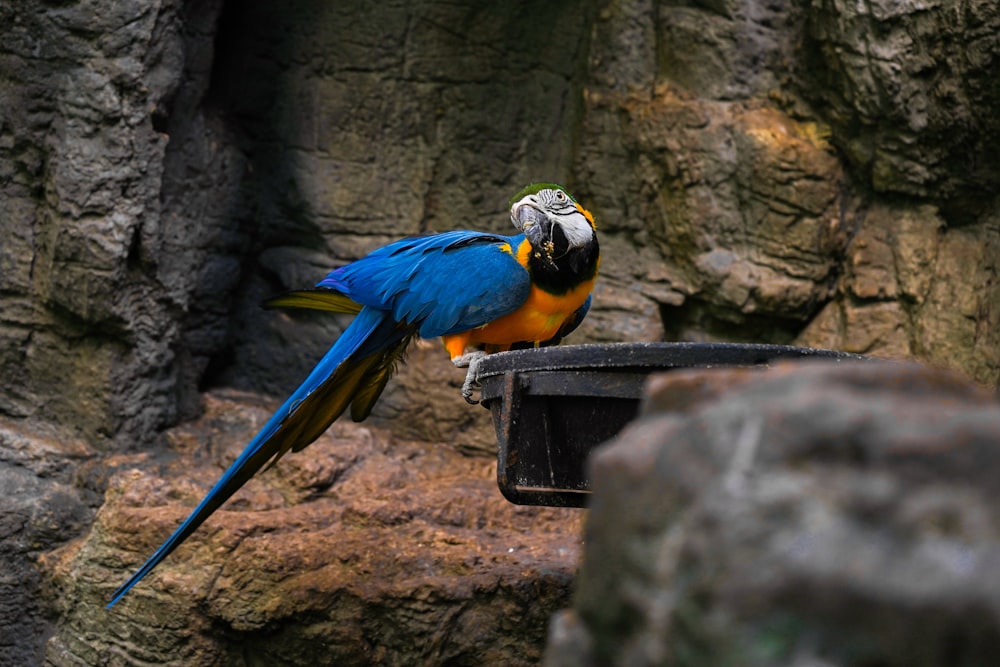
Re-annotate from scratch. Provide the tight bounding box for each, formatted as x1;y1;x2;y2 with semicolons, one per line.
476;342;867;507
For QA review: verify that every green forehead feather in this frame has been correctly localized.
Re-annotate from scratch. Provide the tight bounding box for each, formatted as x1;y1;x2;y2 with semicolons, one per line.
509;182;576;207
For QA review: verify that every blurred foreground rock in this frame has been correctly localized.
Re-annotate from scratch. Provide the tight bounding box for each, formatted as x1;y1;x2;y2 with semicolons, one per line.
547;361;1000;667
42;391;582;667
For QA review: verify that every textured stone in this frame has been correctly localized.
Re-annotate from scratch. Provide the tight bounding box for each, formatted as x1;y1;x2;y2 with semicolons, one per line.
799;204;1000;382
0;0;211;446
579;85;851;342
4;0;999;452
0;0;999;663
799;0;1000;209
575;0;1000;383
546;361;1000;667
43;391;582;666
0;420;94;667
197;0;599;443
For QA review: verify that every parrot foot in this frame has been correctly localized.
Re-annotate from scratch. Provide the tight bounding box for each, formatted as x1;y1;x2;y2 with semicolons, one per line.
453;351;487;404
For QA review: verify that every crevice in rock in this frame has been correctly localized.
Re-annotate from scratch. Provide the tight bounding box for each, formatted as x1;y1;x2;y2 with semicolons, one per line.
659;298;806;346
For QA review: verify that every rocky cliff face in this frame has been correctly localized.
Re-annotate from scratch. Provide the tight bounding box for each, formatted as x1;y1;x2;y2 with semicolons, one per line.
1;0;998;664
576;0;999;380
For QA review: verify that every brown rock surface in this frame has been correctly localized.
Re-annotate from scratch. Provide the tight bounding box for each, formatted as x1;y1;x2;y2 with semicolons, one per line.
573;0;1000;386
799;204;1000;380
0;420;95;666
546;361;1000;667
43;391;582;666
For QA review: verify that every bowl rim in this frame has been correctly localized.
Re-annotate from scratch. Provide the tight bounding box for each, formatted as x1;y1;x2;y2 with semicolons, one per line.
476;342;868;378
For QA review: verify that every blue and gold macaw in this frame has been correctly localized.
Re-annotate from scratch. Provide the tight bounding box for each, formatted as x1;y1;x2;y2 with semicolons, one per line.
107;183;599;607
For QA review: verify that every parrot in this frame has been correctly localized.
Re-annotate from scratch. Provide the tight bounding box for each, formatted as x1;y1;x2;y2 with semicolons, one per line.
106;183;599;608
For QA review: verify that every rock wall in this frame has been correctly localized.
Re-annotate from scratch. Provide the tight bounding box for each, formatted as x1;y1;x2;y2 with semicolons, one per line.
2;0;997;453
0;0;191;448
0;0;998;664
575;0;999;382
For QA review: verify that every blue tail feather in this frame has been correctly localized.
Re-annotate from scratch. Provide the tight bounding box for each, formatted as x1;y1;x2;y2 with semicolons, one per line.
106;308;392;608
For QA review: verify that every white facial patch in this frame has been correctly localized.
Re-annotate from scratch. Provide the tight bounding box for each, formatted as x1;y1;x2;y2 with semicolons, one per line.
552;208;595;250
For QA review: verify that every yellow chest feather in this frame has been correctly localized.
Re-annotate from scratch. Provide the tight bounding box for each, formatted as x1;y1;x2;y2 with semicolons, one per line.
441;239;598;359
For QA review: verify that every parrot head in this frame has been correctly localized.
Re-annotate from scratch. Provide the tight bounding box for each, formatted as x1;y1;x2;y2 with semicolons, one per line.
508;183;597;273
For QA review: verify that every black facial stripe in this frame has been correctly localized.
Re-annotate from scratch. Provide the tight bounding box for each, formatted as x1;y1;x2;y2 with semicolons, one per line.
550;222;569;257
527;234;600;294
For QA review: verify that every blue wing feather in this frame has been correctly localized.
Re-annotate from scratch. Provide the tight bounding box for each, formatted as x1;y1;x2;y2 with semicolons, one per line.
317;231;530;336
108;230;534;607
107;308;400;608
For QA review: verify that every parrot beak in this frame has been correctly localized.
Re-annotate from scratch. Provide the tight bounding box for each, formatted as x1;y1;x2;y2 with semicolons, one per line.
515;204;552;245
514;203;559;267
513;201;546;232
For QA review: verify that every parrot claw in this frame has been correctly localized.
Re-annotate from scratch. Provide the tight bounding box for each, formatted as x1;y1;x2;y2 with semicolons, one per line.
453;351;487;404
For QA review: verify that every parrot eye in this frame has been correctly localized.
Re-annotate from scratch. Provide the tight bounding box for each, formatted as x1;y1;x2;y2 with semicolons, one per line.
555;190;566;202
